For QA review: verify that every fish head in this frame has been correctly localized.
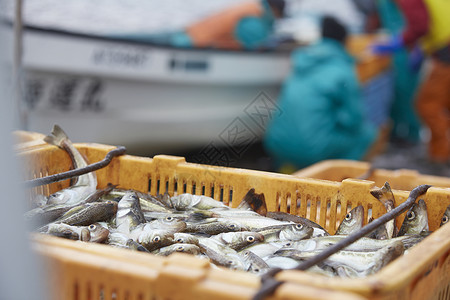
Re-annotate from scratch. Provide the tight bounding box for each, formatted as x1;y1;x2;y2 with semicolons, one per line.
47;190;72;205
117;192;139;209
440;205;450;227
171;244;202;255
138;230;175;252
105;200;119;215
336;205;364;235
159;216;187;232
279;223;314;241
245;232;265;244
173;233;199;245
241;250;269;275
170;194;194;210
87;223;110;243
220;232;264;250
226;221;246;232
399;199;429;235
222;254;248;271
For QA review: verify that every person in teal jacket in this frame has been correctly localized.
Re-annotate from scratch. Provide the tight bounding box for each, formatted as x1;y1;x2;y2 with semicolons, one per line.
112;0;285;50
375;0;422;143
264;16;378;170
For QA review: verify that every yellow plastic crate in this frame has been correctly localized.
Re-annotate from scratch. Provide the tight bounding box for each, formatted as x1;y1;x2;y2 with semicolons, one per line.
293;159;450;192
13;130;47;152
19;143;450;300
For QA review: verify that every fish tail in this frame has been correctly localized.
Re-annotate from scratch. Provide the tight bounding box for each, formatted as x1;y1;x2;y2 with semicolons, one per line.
237;188;267;216
44;124;70;148
370;182;393;207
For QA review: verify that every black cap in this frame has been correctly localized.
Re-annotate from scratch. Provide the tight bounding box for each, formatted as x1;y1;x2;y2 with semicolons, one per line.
321;16;347;44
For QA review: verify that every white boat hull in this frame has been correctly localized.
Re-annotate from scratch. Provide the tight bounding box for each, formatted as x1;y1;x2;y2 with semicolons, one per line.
20;28;291;154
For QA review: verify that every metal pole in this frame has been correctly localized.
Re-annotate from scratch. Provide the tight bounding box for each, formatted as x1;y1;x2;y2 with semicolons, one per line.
24;146;127;188
0;1;44;298
13;0;27;129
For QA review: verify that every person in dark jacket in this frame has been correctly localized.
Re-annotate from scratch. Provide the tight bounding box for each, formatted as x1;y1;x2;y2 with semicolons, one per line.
372;0;450;162
264;16;378;170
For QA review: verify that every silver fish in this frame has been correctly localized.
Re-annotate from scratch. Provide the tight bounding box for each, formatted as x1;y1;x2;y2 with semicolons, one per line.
169;194;230;211
278;235;423;253
198;238;248;271
212;231;264;251
45;223;91;241
45;222;109;243
103;189;171;213
335;205;364;235
240;250;270;275
255;224;313;242
44;125;97;206
264;256;300;270
266;211;329;237
26;184;117;229
152;243;202;256
130;228;175;252
241;241;287;259
52;201;118;227
144;217;187;232
108;231;148;252
116;191;146;233
277;241;404;277
173;233;200;245
370;182;398;239
398;199;429;236
185;218;248;235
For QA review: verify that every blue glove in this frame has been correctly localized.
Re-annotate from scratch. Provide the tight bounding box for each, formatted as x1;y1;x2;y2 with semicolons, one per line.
371;34;404;55
408;45;424;72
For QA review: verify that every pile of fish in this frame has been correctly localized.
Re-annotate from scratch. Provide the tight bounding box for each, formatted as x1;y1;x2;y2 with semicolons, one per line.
25;125;450;278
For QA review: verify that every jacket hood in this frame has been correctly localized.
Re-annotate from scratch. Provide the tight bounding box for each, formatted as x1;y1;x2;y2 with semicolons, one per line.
291;38;354;73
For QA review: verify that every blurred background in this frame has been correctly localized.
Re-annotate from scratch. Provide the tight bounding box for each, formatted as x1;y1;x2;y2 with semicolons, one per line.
2;0;450;176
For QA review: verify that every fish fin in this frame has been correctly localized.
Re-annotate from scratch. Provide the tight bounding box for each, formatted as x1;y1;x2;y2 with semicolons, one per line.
44;124;70;148
237;189;267;216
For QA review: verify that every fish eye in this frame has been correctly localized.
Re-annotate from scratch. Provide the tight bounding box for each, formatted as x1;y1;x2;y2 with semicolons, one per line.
228;224;237;230
153;236;161;242
243;251;249;256
285;242;292;247
442;215;449;224
176;238;184;243
176;246;184;251
246;236;255;242
407;211;415;220
295;224;303;230
227;260;235;265
345;213;352;221
165;216;174;221
253;268;260;273
88;225;96;230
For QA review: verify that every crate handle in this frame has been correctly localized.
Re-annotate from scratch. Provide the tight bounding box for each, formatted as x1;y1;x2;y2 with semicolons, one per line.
253;184;432;300
23;146;127;188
